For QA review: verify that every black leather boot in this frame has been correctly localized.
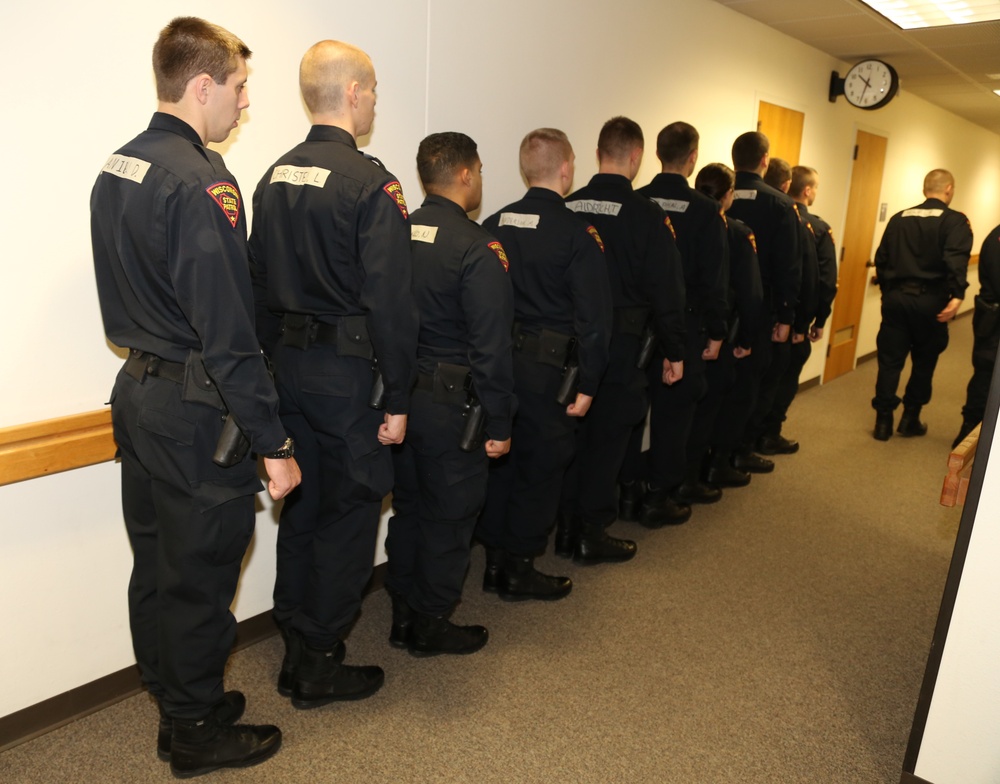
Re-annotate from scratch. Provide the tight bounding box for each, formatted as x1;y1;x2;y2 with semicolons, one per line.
897;407;927;437
158;691;246;761
277;627;343;697
291;643;384;709
553;513;579;558
408;612;488;657
731;449;774;473
574;524;637;565
755;433;799;455
873;411;894;441
169;716;281;778
639;486;691;528
497;555;572;601
388;590;414;649
482;547;505;593
672;480;722;505
617;481;644;522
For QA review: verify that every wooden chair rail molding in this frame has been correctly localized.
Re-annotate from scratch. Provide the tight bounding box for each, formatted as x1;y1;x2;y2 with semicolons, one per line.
0;409;116;486
940;423;981;507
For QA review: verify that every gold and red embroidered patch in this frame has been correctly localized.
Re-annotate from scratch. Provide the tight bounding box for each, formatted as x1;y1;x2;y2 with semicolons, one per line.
206;182;241;228
747;231;758;255
488;241;509;272
664;214;677;241
586;225;605;252
383;180;408;219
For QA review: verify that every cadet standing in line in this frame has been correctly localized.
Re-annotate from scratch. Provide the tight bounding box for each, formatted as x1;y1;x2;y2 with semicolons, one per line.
872;169;972;439
623;121;728;516
558;116;686;563
477;128;612;601
91;17;300;777
758;166;838;454
385;132;515;654
711;132;800;479
250;40;417;707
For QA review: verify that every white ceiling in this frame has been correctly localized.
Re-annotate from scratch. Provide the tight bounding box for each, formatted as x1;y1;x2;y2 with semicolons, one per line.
713;0;1000;131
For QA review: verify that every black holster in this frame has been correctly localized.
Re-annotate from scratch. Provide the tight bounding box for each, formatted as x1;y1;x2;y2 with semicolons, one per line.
459;373;487;453
213;413;250;467
636;322;657;370
369;359;387;409
555;337;580;406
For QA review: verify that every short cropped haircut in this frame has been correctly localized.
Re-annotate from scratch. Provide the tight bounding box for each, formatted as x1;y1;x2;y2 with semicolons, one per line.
417;132;479;189
695;163;735;202
656;122;699;167
152;17;251;103
789;166;818;199
300;40;374;115
764;158;792;191
598;116;643;163
923;169;954;196
520;128;573;182
731;131;769;172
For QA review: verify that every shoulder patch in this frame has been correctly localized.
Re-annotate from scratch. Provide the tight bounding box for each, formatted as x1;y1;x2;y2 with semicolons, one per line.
664;214;677;241
747;231;758;255
206;182;241;228
383;180;408;219
586;225;605;252
488;241;509;272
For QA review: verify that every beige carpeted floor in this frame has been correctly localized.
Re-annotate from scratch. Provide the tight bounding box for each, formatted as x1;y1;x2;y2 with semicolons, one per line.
0;319;975;784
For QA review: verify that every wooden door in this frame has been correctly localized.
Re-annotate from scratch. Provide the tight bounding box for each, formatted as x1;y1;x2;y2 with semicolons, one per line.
757;101;804;166
824;130;888;382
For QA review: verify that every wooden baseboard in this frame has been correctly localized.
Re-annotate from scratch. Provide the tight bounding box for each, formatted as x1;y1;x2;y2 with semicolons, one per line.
0;565;387;753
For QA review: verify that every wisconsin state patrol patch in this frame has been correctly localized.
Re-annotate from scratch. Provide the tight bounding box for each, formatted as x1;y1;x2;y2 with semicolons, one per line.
586;225;605;252
206;182;241;228
488;241;509;272
747;231;758;255
383;181;408;219
664;214;677;241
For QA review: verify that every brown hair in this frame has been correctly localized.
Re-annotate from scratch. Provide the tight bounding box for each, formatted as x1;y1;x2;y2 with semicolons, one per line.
152;17;251;103
598;116;643;163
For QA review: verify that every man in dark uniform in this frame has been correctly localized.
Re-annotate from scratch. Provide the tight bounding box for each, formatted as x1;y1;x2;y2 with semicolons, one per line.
477;128;612;601
714;132;800;478
757;166;838;454
873;169;972;439
90;17;301;777
628;121;728;512
954;223;1000;446
385;132;514;654
559;116;686;563
249;40;416;706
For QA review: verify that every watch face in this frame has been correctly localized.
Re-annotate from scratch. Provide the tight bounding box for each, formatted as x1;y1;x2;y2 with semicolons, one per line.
844;60;898;109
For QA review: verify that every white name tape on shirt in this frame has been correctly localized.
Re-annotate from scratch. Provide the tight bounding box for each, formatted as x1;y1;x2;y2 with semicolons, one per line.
411;225;438;243
650;198;690;213
565;199;622;216
902;208;945;218
733;190;757;200
498;212;540;229
101;154;150;184
269;165;331;188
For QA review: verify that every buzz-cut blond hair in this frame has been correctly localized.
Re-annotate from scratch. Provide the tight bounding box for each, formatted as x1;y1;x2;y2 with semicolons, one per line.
519;128;573;183
923;169;954;196
300;40;374;115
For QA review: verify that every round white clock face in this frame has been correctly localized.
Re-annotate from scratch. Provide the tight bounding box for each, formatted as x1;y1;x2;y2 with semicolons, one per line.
844;60;898;109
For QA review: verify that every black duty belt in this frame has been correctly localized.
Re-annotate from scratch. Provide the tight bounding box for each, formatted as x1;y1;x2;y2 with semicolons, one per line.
415;372;435;392
279;313;373;358
124;349;185;384
614;306;650;336
894;280;946;296
513;328;572;370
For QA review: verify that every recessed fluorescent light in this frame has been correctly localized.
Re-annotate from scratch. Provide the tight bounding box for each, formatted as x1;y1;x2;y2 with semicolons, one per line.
860;0;1000;29
994;89;1000;96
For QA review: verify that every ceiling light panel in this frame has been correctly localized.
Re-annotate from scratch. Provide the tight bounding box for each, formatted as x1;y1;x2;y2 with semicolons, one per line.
860;0;1000;29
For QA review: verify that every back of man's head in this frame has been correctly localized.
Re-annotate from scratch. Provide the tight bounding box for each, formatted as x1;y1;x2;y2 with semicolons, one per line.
764;158;791;192
300;40;373;115
153;16;251;103
520;128;572;184
732;132;769;172
789;166;818;200
923;169;955;200
598;116;644;164
417;132;479;192
656;122;699;168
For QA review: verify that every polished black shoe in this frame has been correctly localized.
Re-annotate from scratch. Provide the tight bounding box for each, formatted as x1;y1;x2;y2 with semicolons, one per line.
638;492;691;528
482;547;504;593
873;412;893;441
617;481;643;522
158;691;246;762
170;718;281;778
388;590;414;649
291;645;384;709
553;514;579;558
704;463;751;488
755;433;799;455
408;613;488;657
278;629;344;697
573;530;637;565
672;481;722;505
497;555;572;601
897;410;928;437
731;450;774;474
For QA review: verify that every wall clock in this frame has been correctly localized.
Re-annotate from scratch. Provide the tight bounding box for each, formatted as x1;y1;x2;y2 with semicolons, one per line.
829;59;899;110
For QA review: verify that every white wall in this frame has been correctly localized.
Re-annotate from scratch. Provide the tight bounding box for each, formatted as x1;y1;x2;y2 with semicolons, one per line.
2;0;999;722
